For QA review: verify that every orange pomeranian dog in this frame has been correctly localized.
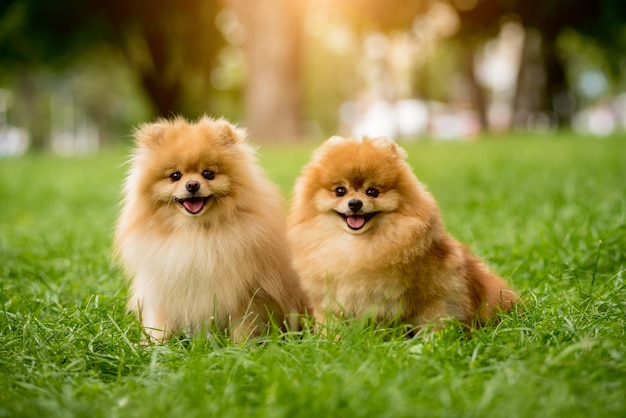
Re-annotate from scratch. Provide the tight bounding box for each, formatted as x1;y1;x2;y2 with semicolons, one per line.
114;116;306;343
288;135;517;331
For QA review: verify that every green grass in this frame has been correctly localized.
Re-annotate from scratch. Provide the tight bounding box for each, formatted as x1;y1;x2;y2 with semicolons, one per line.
1;134;625;417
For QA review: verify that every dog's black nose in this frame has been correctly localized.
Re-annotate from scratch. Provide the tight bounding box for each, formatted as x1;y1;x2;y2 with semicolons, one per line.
348;199;363;212
186;180;200;194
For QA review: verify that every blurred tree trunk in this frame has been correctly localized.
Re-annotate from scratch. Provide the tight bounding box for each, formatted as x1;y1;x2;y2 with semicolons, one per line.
228;0;306;141
512;28;573;130
512;28;546;129
542;36;575;127
137;26;183;118
15;71;47;149
109;1;224;119
462;44;489;132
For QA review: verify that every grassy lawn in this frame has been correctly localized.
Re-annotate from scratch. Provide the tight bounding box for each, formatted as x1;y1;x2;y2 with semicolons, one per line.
1;133;624;417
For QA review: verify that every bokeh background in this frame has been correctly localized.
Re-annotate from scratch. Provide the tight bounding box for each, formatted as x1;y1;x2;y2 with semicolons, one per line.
1;0;625;154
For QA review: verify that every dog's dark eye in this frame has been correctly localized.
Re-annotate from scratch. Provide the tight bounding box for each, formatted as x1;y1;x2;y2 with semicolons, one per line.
202;169;216;180
334;186;347;197
170;171;182;182
366;187;379;198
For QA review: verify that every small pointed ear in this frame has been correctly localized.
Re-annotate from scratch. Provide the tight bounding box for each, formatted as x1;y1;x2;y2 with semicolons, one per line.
133;120;169;149
206;117;244;145
310;135;350;162
369;136;408;160
326;135;348;146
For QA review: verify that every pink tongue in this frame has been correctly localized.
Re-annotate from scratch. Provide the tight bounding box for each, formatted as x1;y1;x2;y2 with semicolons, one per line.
347;215;365;229
183;199;204;214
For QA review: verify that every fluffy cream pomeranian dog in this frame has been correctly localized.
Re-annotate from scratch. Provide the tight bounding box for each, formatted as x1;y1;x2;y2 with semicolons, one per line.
288;135;517;330
114;116;307;343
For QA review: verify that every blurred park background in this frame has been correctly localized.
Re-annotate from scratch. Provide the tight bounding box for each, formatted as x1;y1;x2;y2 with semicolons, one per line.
1;0;626;155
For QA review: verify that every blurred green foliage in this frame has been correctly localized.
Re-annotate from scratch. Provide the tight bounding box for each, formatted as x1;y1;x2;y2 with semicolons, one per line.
1;0;626;144
0;0;226;116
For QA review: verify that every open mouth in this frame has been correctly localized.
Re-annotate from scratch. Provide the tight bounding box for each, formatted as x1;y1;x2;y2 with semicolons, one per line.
336;211;379;230
173;196;212;215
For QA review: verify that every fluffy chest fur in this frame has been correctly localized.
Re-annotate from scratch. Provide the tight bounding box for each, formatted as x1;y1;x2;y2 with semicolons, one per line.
290;222;407;313
289;214;471;324
121;223;260;329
